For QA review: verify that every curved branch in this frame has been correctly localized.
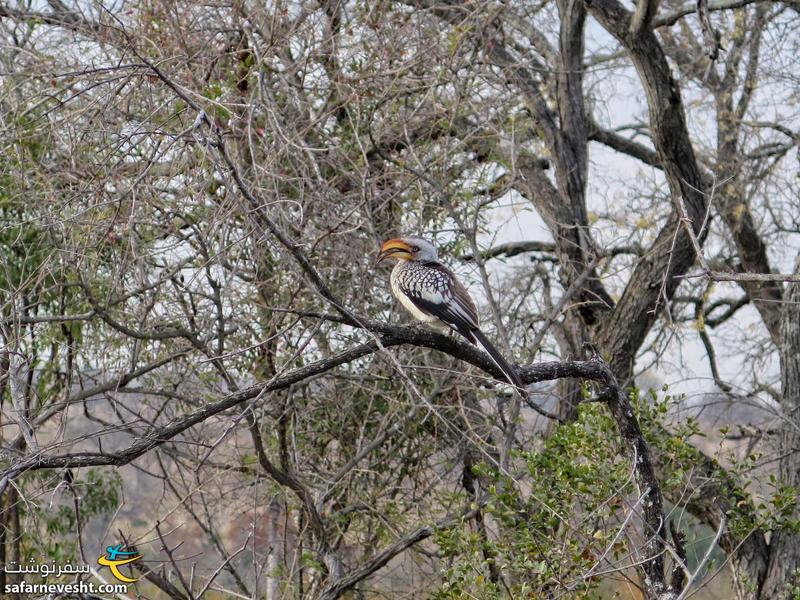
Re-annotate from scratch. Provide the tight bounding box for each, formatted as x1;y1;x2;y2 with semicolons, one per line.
460;240;643;262
318;503;483;600
653;0;767;29
631;0;660;36
0;317;668;599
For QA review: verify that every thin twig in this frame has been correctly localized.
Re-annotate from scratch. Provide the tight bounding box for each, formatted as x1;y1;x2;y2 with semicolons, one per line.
675;514;727;600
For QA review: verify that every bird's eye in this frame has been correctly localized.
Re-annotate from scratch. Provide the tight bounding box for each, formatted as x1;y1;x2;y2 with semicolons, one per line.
411;245;420;252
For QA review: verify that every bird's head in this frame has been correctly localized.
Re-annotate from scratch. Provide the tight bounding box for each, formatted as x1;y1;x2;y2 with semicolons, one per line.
376;237;438;264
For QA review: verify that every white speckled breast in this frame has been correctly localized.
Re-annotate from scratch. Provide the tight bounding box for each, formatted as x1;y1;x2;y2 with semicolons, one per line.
391;261;438;323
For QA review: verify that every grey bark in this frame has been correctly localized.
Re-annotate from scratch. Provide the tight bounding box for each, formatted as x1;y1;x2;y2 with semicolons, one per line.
586;0;709;380
759;253;800;597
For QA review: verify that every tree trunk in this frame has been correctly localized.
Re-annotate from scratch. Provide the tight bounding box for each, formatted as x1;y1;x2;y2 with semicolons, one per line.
759;254;800;597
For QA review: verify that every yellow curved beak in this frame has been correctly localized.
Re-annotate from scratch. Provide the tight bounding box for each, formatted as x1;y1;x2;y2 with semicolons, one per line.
376;238;413;264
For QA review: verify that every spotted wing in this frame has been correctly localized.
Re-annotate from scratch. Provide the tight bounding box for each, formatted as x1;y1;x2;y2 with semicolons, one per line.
397;262;480;340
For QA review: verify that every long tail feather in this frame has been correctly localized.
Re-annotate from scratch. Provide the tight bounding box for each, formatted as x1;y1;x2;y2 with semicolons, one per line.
471;328;525;393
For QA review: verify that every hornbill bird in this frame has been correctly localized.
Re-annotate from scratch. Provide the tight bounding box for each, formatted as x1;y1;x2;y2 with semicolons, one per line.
377;236;524;392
